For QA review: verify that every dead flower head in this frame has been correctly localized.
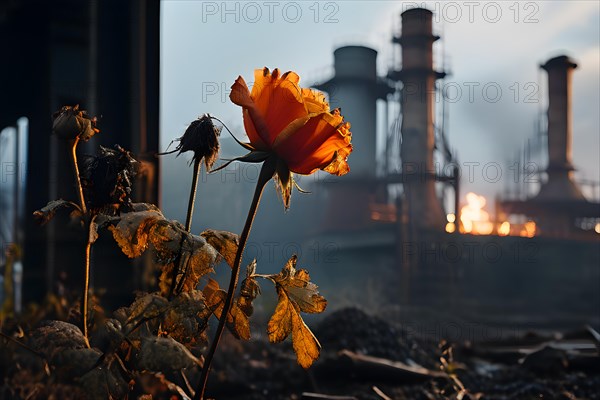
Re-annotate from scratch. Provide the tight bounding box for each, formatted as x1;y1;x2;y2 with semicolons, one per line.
162;114;221;169
52;104;100;141
81;145;138;214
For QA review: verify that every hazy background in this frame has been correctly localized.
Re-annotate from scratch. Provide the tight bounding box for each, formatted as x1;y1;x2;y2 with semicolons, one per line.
159;0;599;232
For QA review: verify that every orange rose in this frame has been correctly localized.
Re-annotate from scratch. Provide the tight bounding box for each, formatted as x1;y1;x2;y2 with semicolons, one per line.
227;67;352;208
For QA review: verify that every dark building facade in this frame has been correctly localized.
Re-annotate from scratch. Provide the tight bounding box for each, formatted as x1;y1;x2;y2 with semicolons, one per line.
0;0;160;305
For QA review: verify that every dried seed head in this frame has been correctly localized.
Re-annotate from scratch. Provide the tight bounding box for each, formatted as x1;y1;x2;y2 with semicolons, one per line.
52;104;100;141
164;114;221;169
81;145;138;214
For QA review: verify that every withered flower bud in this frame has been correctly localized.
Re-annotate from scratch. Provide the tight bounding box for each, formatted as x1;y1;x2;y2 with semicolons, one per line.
81;145;138;214
162;114;221;169
52;104;100;141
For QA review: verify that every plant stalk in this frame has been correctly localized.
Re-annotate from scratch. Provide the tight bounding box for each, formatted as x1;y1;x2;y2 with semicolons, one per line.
170;158;202;298
194;158;275;400
185;158;202;232
70;137;87;215
70;137;91;341
82;220;92;342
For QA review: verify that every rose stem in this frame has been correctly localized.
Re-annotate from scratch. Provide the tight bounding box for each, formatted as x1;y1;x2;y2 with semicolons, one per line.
194;158;275;400
70;137;91;341
82;224;92;342
185;158;202;232
169;157;202;298
70;137;87;215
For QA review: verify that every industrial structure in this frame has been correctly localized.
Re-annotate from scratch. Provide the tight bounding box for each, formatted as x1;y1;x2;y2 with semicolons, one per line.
308;7;599;329
314;8;457;237
499;55;600;237
313;8;599;242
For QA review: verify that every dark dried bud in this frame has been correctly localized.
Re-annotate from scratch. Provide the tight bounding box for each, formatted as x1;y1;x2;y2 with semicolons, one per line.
162;114;221;168
81;145;138;214
52;104;99;141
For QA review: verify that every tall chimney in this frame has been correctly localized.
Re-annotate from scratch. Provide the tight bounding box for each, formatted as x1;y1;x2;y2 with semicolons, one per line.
315;46;381;177
389;8;445;230
535;55;585;202
313;46;393;231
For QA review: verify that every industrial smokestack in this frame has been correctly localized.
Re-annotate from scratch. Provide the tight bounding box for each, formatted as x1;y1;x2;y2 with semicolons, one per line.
313;45;393;231
390;8;445;231
315;46;381;177
535;55;585;202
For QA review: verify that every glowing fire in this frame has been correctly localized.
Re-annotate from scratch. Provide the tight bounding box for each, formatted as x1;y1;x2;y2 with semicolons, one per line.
520;221;536;238
459;192;493;235
498;221;510;236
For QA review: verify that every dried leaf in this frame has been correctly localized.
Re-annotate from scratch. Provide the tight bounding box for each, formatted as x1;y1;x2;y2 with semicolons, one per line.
137;336;202;371
237;260;261;317
290;298;321;369
148;219;185;263
123;293;169;330
89;215;99;244
158;263;176;297
29;320;88;361
267;289;293;343
268;255;327;314
107;208;219;296
201;229;239;267
79;360;128;400
202;279;250;340
108;209;164;258
150;222;219;293
179;235;219;292
161;290;209;347
33;199;80;225
266;255;326;368
267;289;321;369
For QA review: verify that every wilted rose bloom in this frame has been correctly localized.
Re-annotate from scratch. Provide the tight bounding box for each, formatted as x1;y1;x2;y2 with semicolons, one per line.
229;67;352;208
52;104;99;141
161;114;221;169
81;145;138;214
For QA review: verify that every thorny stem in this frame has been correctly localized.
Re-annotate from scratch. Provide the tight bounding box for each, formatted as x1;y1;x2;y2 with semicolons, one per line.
194;158;275;400
70;137;91;342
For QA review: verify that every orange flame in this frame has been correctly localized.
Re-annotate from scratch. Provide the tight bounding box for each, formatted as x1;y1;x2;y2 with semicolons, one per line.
459;192;493;235
498;221;510;236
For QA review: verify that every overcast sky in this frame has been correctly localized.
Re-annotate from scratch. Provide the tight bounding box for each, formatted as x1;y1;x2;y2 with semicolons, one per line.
160;0;599;206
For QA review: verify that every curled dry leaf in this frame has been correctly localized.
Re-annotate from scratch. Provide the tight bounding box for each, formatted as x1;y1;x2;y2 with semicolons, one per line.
268;255;327;314
266;255;327;369
202;278;251;340
108;209;164;258
89;215;99;244
151;223;219;294
201;229;239;268
33;199;81;225
107;208;219;295
173;234;219;293
160;290;210;347
237;260;261;317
